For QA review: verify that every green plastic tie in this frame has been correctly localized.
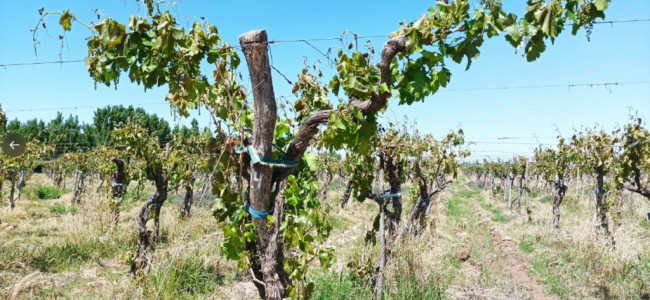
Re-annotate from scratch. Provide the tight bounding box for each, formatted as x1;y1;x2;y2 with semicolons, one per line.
233;146;298;168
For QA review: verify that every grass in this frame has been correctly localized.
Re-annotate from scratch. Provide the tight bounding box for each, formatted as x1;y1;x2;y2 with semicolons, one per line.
519;235;535;253
529;188;542;198
35;186;65;199
311;271;372;300
150;253;223;299
50;204;77;215
530;254;571;299
3;174;650;300
30;238;115;272
21;185;65;200
539;195;553;203
475;195;510;223
386;272;447;300
446;195;472;222
641;219;650;231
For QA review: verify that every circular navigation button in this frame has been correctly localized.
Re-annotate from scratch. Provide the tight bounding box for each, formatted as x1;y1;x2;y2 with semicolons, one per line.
2;133;26;157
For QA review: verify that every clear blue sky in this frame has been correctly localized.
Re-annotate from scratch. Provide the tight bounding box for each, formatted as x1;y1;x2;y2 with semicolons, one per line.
0;0;648;161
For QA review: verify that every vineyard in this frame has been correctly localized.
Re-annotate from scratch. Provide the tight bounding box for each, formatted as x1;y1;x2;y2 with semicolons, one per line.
0;0;649;299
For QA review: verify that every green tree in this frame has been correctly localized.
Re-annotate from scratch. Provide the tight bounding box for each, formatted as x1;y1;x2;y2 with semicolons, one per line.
92;105;171;145
46;113;83;154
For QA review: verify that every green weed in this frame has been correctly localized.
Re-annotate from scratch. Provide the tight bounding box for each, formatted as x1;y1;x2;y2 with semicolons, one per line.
31;238;113;272
476;197;510;223
150;254;222;299
311;271;372;300
34;186;64;200
531;255;571;299
50;204;66;215
519;235;535;253
50;204;77;215
447;196;471;222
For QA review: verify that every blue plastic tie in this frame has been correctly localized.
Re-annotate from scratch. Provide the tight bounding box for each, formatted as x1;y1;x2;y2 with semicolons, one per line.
647;212;650;221
404;225;410;231
383;189;391;194
247;204;270;219
422;198;431;214
148;199;163;207
378;192;401;199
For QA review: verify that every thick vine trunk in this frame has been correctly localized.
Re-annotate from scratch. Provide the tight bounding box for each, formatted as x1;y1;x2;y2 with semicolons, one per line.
376;195;386;300
9;171;16;209
240;29;285;300
406;178;430;234
594;168;612;242
552;180;567;232
508;176;514;206
404;164;451;235
71;170;79;204
512;175;524;214
237;27;407;299
180;184;193;218
320;172;333;207
72;172;87;205
16;169;26;202
131;167;167;274
372;151;402;298
341;180;353;208
96;179;105;194
54;171;62;188
110;158;127;226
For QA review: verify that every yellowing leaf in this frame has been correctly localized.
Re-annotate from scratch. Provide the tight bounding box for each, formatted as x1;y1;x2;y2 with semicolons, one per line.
594;0;609;11
59;10;73;31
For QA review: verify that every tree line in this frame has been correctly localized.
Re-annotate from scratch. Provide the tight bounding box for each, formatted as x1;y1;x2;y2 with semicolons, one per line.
0;105;210;155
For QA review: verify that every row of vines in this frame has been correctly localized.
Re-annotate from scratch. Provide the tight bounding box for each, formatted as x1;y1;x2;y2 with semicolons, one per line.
3;1;645;299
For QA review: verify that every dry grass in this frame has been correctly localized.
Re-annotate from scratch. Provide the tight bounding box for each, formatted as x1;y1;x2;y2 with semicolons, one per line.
1;174;649;299
478;184;650;299
0;173;245;299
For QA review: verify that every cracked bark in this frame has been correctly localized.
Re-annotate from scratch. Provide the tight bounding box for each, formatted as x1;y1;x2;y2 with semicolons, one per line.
9;171;16;209
131;144;173;274
593;167;614;246
131;165;168;274
512;174;524;214
552;179;567;232
110;158;127;226
16;169;25;202
341;180;353;209
371;150;402;298
239;29;406;300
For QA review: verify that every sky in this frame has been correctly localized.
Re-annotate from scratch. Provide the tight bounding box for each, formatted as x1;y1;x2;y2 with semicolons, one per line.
0;0;648;162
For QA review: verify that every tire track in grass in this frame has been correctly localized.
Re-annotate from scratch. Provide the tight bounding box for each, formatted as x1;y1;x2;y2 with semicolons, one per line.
463;187;556;300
